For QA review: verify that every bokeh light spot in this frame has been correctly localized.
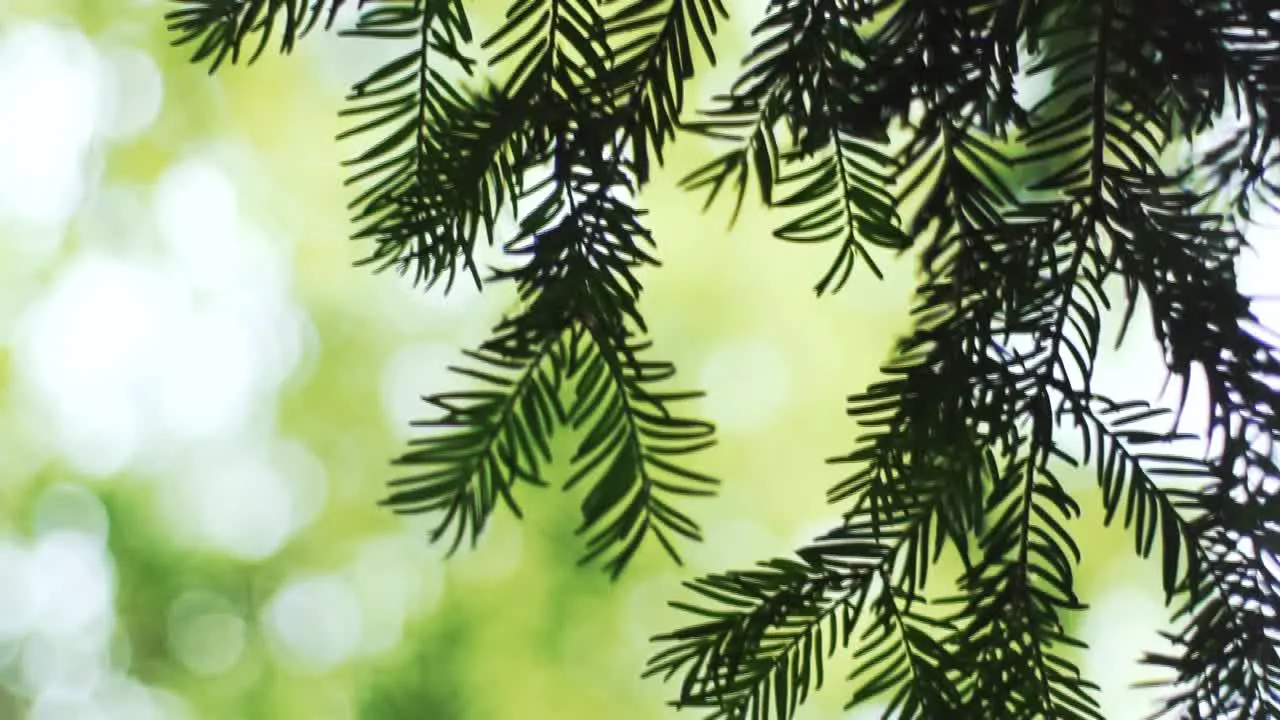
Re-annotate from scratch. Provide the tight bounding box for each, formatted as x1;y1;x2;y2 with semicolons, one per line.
0;23;104;230
698;338;791;432
346;533;445;657
20;633;106;699
96;46;163;141
264;575;364;671
166;592;245;677
1083;584;1170;718
11;254;169;476
379;343;460;439
165;453;297;561
27;531;114;640
152;159;239;274
32;483;110;545
0;539;35;641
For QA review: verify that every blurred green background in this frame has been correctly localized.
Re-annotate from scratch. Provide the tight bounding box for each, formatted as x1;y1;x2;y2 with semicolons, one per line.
1;1;1267;718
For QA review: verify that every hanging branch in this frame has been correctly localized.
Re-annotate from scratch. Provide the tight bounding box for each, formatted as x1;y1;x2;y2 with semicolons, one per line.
166;0;1280;716
166;0;353;71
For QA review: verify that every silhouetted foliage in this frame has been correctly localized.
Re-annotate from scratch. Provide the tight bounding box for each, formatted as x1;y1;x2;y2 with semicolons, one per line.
167;0;1280;717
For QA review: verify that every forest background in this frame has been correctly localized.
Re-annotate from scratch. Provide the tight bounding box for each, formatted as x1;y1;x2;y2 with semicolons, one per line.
1;1;1277;718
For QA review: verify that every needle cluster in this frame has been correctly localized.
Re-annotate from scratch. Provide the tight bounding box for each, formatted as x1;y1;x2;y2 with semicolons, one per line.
167;0;1280;717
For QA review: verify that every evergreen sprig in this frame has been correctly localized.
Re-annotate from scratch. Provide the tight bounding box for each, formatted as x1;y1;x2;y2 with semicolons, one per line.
168;0;1280;717
382;325;569;556
166;0;351;71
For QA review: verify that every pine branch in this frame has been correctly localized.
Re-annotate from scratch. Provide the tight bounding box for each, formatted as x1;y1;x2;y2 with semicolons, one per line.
482;0;611;98
835;434;990;718
602;0;728;185
650;1;1280;715
878;0;1031;150
646;555;858;720
1146;498;1280;719
163;0;1280;716
844;582;963;719
1185;0;1280;216
472;0;728;577
166;0;350;71
941;449;1103;720
680;0;883;211
1020;18;1280;714
771;128;906;295
862;239;1107;718
1138;327;1280;712
338;1;530;291
648;334;997;717
1068;395;1280;718
1072;397;1207;601
381;326;568;554
680;0;901;271
1044;385;1280;720
484;131;720;577
904;126;1020;283
1106;157;1280;719
564;334;718;579
645;469;971;720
